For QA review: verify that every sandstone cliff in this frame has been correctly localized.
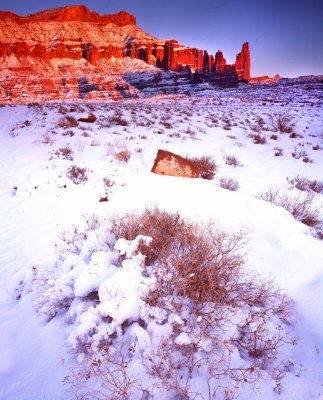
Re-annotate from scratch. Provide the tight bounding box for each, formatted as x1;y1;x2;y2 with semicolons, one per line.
0;5;251;102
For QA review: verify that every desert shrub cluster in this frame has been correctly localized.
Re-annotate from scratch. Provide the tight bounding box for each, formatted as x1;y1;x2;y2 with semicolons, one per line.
18;208;299;399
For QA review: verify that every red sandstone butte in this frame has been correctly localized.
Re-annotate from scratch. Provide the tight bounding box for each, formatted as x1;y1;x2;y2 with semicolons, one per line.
151;150;200;179
0;5;251;102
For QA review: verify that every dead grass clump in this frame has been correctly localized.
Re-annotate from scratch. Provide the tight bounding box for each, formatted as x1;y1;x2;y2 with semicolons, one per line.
188;155;217;180
219;177;240;191
67;165;88;184
58;116;79;128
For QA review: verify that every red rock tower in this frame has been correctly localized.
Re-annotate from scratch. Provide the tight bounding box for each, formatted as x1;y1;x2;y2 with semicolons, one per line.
235;42;250;80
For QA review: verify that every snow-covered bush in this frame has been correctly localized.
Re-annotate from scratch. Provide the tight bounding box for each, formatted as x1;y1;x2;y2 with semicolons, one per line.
23;208;297;399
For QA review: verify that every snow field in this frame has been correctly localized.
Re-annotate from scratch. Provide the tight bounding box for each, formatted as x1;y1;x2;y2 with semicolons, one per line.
0;88;322;399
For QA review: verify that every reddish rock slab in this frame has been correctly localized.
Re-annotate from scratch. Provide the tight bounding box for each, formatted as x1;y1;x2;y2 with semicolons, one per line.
151;150;200;179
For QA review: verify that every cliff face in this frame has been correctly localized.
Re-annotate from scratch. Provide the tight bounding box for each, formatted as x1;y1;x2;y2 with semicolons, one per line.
0;5;250;102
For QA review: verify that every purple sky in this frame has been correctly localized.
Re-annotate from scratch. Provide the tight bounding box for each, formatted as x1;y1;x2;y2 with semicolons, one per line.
0;0;322;77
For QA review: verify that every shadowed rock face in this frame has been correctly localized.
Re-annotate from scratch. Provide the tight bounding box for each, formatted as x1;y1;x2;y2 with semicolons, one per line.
152;150;200;179
0;5;250;102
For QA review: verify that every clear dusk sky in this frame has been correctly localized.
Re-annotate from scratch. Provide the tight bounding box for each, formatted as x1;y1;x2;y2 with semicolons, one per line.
0;0;322;77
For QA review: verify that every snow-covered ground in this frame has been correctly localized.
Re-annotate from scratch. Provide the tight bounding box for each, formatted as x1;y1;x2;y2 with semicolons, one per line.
0;82;322;400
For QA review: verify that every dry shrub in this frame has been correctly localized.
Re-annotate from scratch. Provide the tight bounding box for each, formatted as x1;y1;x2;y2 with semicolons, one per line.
226;154;242;167
107;141;131;163
289;132;303;139
287;175;323;194
110;208;296;398
67;165;88;184
62;129;75;137
64;346;137;400
273;115;294;134
274;147;284;157
219;177;240;191
291;149;308;159
58;115;79;128
115;149;131;163
111;207;293;309
42;133;52;144
58;105;68;114
30;208;298;399
21;120;31;128
188;155;217;180
110;115;129;126
259;189;322;231
302;156;313;164
91;139;101;147
109;208;184;266
248;133;267;144
103;177;115;189
55;146;74;160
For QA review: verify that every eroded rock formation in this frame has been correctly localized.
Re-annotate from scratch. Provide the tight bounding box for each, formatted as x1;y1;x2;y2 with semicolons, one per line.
0;5;251;102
